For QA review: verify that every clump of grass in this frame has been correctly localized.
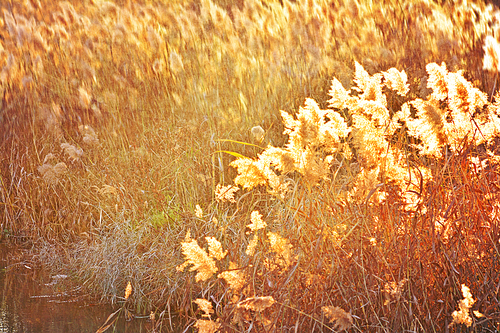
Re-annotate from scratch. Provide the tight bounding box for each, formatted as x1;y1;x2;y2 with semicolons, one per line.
178;57;500;331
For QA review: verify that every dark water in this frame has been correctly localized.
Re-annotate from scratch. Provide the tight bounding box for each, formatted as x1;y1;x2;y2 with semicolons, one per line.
0;248;170;333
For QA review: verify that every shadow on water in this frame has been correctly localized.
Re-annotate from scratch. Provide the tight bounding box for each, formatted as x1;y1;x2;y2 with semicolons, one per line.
0;245;185;333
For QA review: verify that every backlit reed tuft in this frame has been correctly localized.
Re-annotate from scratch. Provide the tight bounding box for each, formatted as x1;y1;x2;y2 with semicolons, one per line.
322;306;353;331
449;284;477;328
177;231;226;282
483;35;500;73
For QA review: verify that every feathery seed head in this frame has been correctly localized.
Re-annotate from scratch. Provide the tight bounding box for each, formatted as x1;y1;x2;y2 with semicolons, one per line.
43;153;57;164
426;62;448;101
217;262;246;292
230;157;273;190
38;162;67;185
177;237;218;282
322;306;353;331
248;210;267;232
194;298;214;318
169;51;184;74
206;237;227;261
450;284;476;328
267;232;293;269
194;319;220;333
383;67;410;96
59;2;78;26
328;77;350;109
245;234;259;256
152;58;164;74
79;125;99;146
353;62;386;106
195;204;203;218
99;1;119;17
261;147;295;174
251;125;265;143
483;35;500;72
124;281;132;300
214;184;239;203
78;86;92;109
407;98;445;157
61;143;83;161
236;296;275;312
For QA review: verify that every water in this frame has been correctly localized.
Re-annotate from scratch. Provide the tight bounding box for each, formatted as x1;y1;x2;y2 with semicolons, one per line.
0;247;167;333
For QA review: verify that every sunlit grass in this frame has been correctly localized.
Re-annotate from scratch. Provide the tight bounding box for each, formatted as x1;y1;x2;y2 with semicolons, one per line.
1;0;499;331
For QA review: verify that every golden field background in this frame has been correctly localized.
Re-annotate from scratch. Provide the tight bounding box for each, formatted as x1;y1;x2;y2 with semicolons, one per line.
1;0;500;331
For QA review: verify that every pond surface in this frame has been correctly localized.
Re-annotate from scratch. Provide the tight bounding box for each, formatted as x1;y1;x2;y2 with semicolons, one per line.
0;246;180;333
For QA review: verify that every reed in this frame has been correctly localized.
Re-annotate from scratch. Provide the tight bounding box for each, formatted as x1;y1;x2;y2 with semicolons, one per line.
180;58;500;331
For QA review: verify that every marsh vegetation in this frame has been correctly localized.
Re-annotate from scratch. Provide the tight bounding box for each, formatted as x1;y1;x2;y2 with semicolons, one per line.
1;0;500;331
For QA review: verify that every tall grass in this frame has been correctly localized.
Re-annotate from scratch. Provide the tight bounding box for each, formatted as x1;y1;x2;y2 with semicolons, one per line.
1;0;499;331
180;60;500;332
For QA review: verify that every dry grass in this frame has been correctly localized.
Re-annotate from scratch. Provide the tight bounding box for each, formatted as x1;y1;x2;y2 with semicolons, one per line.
1;0;500;332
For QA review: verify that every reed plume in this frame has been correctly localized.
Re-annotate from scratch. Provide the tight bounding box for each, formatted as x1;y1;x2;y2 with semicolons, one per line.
193;299;220;332
245;211;267;256
38;162;67;185
214;184;238;203
195;298;214;318
195;204;203;219
79;124;99;146
218;262;246;293
245;235;259;256
61;143;83;162
383;67;410;96
267;232;293;270
124;281;132;300
449;284;475;328
247;210;267;232
177;232;221;282
321;306;353;331
236;296;275;312
483;35;500;72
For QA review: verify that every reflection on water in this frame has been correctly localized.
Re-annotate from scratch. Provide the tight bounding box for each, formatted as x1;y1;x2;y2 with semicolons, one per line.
0;246;167;333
